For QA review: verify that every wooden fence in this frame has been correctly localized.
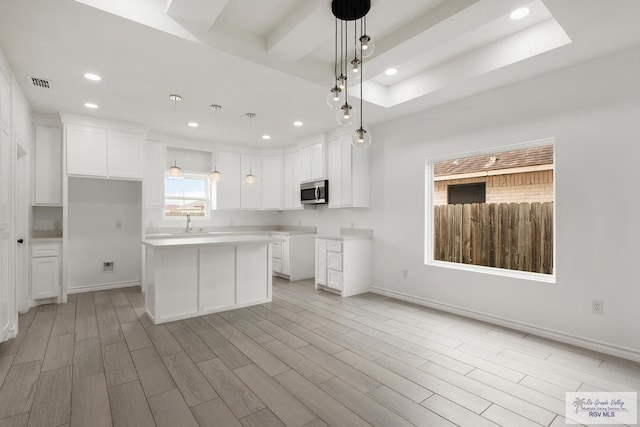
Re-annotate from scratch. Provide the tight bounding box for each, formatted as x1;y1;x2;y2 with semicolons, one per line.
434;202;553;274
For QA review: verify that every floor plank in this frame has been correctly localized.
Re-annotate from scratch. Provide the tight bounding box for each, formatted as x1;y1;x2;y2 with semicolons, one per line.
170;327;215;363
147;388;199;427
0;361;41;419
234;364;316;427
70;373;112;427
108;380;155;427
198;358;265;418
162;351;218;407
130;346;175;397
0;413;29;427
262;341;333;385
368;386;456;427
27;366;72;427
102;342;138;388
13;311;55;364
145;325;182;356
239;407;285;427
41;333;74;372
198;329;252;370
120;321;152;351
72;337;103;379
192;398;243;427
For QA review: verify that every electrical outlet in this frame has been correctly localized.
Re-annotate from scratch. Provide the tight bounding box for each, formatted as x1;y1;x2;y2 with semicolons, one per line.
592;300;604;314
402;269;409;279
102;262;114;273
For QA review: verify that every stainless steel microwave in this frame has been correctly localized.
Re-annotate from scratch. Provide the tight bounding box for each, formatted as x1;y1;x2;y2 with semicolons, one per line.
301;180;328;205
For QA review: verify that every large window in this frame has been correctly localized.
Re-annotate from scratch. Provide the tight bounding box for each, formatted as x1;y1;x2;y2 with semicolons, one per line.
427;141;555;280
164;173;213;218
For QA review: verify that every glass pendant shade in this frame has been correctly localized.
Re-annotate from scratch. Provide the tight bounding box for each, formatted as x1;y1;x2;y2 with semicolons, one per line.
337;74;347;90
337;103;357;127
350;57;361;74
245;172;256;185
326;86;342;108
168;161;183;178
358;35;375;58
352;127;371;149
210;169;221;182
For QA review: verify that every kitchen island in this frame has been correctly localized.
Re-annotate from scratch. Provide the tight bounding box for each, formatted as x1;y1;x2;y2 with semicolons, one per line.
142;234;278;324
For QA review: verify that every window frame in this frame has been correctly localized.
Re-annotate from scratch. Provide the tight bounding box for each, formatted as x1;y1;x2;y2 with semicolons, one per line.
163;171;212;220
424;138;556;283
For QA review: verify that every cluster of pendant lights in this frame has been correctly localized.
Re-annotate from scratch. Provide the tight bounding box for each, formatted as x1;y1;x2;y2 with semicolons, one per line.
328;0;374;149
167;95;256;186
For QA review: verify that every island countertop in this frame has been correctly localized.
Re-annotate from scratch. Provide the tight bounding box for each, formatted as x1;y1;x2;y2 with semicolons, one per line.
142;234;280;248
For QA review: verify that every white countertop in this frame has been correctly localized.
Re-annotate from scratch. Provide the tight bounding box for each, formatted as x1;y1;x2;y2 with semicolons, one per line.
30;237;63;243
143;234;280;248
315;234;372;241
316;228;373;241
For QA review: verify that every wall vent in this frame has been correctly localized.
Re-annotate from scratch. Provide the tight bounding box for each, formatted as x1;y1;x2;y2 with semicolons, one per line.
26;76;52;89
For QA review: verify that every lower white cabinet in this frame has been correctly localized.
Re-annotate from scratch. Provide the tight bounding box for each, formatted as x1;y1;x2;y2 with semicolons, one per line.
31;242;61;300
315;238;371;297
272;233;315;281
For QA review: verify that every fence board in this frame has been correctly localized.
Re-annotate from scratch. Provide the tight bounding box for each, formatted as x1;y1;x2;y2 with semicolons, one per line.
434;202;553;274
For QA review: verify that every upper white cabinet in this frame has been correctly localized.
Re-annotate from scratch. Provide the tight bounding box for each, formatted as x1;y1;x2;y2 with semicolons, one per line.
328;136;369;208
107;130;144;179
300;142;325;182
217;151;241;210
144;141;165;207
262;155;282;210
33;126;62;205
64;121;145;180
66;125;107;177
283;151;302;210
240;154;262;209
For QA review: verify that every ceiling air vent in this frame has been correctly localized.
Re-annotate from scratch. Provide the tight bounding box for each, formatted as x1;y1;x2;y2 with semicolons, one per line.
27;76;52;89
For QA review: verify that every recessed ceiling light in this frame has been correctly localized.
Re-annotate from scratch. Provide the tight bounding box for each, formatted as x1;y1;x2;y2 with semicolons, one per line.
293;121;303;127
188;122;198;127
510;7;530;20
84;102;98;109
384;68;398;76
84;73;101;81
262;135;271;140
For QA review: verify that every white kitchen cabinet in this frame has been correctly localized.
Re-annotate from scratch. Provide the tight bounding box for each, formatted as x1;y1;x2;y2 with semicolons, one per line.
66;125;107;176
327;136;369;208
272;233;315;281
65;124;144;179
144;141;165;206
300;142;325;182
31;242;61;300
283;151;303;210
262;155;282;210
216;151;241;209
33;126;62;205
315;237;371;297
107;130;144;179
241;154;262;209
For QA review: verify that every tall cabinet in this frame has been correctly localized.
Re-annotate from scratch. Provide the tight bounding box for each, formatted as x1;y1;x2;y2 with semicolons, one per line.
328;136;369;208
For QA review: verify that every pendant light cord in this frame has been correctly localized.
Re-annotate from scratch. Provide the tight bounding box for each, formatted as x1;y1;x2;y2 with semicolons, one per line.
334;18;338;82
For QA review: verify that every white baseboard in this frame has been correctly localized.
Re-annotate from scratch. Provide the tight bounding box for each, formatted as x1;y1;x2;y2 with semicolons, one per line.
67;281;140;294
370;286;640;364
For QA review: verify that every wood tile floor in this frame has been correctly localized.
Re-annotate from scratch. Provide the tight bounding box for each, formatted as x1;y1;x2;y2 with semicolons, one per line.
0;277;638;426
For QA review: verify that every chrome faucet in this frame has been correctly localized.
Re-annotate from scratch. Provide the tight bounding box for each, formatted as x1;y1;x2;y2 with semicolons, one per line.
186;213;192;233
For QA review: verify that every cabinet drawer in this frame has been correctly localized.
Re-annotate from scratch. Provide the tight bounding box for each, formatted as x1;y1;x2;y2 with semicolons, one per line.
327;270;343;291
272;242;282;259
327;252;342;271
272;258;282;274
326;240;342;253
31;243;60;257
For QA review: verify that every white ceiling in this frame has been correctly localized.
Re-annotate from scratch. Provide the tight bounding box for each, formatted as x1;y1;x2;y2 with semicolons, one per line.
1;0;639;148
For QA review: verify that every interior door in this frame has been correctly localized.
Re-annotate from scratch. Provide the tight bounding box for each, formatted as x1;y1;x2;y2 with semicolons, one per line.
0;124;15;342
16;141;29;311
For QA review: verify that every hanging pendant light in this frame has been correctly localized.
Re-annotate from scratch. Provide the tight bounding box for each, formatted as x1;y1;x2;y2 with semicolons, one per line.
353;22;371;149
209;104;222;182
358;16;375;58
327;18;343;108
244;113;257;185
168;94;184;178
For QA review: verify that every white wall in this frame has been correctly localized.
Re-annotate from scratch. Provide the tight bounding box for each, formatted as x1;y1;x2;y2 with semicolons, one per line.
283;46;640;360
67;178;142;291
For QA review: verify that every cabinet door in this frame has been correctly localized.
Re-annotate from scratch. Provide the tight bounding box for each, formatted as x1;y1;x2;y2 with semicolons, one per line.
217;151;241;209
328;139;342;208
144;141;165;206
281;236;291;275
262;155;282;210
31;256;59;299
310;143;324;180
240;154;262;209
315;239;326;285
300;146;311;182
66;125;107;176
33;126;62;204
327;270;343;291
283;153;293;209
340;137;353;206
291;151;302;209
107;130;144;179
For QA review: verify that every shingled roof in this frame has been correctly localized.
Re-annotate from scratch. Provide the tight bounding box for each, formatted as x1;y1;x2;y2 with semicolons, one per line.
434;145;553;177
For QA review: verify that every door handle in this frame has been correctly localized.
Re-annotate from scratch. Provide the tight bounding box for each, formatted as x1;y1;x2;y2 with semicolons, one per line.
17;239;24;244
315;186;320;201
